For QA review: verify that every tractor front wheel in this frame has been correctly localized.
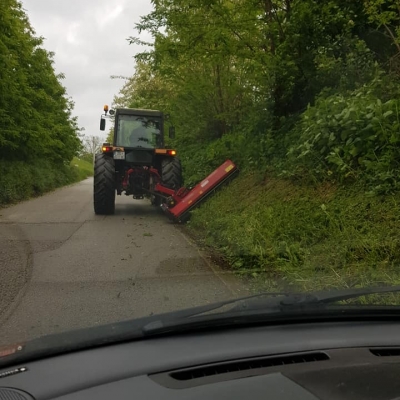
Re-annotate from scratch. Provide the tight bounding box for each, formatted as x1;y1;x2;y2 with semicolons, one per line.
161;157;183;190
94;153;116;215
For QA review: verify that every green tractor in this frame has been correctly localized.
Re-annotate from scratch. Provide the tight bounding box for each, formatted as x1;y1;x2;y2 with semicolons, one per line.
94;105;182;215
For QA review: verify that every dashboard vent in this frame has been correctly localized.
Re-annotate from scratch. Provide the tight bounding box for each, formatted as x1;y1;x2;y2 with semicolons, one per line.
170;352;329;381
0;388;35;400
370;348;400;357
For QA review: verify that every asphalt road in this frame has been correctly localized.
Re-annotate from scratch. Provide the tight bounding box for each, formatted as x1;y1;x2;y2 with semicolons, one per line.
0;178;249;347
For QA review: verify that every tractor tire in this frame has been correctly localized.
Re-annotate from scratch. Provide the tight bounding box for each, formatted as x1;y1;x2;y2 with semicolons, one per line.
94;153;116;215
161;157;183;190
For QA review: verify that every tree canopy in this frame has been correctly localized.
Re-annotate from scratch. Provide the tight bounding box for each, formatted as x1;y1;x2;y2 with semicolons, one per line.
0;0;81;164
113;0;400;192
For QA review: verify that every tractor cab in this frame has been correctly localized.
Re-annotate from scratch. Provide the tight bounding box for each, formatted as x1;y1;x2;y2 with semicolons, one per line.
100;107;176;166
100;106;175;146
113;109;164;149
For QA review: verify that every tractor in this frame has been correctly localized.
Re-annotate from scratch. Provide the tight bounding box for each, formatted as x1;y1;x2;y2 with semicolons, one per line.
94;105;239;221
94;105;182;215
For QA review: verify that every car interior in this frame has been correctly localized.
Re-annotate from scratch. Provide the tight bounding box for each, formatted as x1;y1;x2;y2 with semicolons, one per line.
2;320;400;400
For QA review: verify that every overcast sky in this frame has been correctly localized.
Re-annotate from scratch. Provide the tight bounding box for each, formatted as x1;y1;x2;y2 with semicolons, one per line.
20;0;153;141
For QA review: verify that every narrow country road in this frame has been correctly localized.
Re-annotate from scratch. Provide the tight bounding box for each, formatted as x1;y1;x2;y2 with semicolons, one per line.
0;178;249;347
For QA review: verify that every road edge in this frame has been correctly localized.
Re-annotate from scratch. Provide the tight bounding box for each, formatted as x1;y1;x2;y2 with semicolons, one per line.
0;227;34;327
174;224;251;298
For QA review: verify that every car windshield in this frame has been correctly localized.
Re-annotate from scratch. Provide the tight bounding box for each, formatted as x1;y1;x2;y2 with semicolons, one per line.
2;0;400;353
116;115;162;148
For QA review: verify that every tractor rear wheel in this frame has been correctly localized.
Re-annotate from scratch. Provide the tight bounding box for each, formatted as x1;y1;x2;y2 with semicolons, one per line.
161;157;183;190
94;154;115;215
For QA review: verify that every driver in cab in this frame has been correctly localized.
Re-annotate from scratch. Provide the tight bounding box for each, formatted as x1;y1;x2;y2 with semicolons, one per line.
128;125;148;147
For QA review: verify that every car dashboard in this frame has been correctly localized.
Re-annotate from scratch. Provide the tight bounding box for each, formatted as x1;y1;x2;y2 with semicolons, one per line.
1;321;400;400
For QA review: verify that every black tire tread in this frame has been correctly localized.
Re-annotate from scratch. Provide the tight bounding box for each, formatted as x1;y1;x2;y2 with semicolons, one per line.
93;154;115;215
161;157;183;189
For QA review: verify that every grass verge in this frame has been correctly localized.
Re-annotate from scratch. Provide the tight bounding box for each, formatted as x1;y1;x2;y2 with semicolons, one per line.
187;171;400;296
0;157;93;206
70;157;94;181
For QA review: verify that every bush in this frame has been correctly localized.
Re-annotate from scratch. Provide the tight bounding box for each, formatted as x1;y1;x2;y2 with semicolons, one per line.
285;74;400;194
177;128;279;185
0;158;92;206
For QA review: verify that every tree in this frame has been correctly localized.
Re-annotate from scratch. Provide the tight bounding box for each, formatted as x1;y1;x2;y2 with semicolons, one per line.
0;0;81;163
81;135;102;164
113;0;400;186
363;0;400;74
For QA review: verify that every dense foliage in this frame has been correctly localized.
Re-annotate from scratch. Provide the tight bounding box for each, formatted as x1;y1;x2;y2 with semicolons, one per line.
0;0;82;204
107;0;400;288
113;0;400;192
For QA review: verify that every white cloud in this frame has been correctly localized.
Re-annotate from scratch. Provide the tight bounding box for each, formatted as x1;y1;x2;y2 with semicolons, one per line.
95;4;124;30
20;0;154;140
66;22;81;44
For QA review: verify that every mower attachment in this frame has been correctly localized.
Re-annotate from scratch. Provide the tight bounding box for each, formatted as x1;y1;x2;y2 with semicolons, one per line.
157;160;239;222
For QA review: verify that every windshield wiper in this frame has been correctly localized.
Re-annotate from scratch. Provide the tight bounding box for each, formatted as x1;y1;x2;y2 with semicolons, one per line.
141;292;288;332
280;285;400;306
142;285;400;333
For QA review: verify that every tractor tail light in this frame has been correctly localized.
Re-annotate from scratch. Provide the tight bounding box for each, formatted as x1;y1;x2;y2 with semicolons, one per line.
102;146;113;153
167;150;176;156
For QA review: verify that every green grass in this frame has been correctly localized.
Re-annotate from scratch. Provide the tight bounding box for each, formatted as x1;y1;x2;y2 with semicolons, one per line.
70;157;93;181
188;171;400;295
0;157;93;207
